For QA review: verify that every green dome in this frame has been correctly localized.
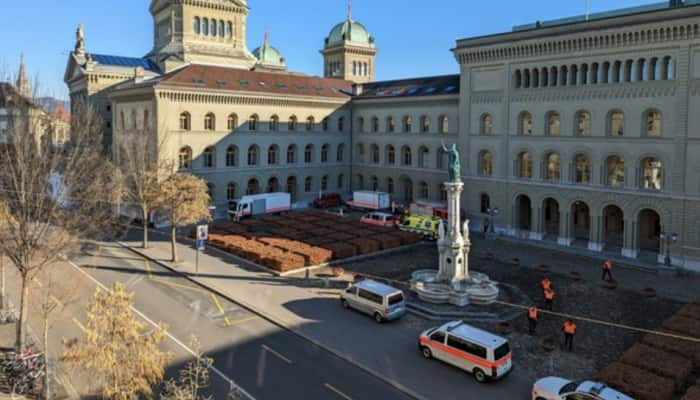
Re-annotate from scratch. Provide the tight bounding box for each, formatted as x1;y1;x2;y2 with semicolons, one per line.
252;43;285;67
326;18;374;47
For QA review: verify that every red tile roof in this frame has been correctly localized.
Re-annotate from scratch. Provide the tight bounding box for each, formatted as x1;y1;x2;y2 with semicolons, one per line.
133;64;354;99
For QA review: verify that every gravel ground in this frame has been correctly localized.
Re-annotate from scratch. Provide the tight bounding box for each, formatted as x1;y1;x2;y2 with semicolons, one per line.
338;242;685;384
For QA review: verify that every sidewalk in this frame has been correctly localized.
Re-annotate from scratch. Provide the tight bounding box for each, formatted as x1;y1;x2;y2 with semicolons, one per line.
119;230;532;400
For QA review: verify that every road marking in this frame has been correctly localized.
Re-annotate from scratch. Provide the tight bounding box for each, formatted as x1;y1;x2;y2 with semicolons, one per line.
145;260;209;294
324;383;353;400
211;293;233;327
72;317;87;333
261;344;292;365
66;259;255;400
227;316;258;326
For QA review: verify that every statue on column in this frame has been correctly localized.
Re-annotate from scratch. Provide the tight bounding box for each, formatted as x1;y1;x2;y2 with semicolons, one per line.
75;23;85;54
441;141;462;183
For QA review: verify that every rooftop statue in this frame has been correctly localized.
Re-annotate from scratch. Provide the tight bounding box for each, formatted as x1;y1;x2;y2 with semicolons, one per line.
441;142;462;183
75;23;85;54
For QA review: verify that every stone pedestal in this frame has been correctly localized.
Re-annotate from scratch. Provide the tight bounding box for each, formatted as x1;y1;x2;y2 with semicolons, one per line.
438;181;470;284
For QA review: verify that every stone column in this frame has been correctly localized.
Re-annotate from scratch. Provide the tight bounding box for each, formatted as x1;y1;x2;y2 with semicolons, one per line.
588;214;604;252
557;210;573;246
438;181;469;284
530;205;544;241
622;219;639;258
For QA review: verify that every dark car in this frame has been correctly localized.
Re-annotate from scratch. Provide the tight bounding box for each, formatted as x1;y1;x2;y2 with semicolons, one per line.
313;193;342;208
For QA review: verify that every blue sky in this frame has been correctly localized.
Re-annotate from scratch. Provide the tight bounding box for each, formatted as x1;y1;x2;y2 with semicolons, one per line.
1;0;654;98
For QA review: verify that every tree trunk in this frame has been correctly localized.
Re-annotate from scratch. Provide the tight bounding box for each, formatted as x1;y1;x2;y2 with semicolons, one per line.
43;315;50;400
0;253;5;311
142;208;149;249
171;226;178;262
16;274;29;350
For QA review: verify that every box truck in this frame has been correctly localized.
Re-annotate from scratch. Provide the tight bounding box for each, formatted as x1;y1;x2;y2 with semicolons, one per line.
228;193;291;221
410;199;448;220
346;191;391;210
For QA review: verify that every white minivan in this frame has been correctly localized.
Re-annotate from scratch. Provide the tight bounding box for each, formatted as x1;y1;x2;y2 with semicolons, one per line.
419;320;513;382
340;280;407;323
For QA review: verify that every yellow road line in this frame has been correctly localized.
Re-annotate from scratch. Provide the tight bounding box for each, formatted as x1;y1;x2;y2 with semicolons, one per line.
324;383;352;400
145;260;153;278
146;260;208;294
71;318;87;333
228;316;258;326
262;344;292;365
211;293;233;327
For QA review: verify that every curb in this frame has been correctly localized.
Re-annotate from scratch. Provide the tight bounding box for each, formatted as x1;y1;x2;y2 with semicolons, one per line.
117;241;426;400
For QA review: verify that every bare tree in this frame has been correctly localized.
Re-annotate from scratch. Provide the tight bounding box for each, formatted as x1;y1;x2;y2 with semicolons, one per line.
161;336;214;400
0;96;121;350
158;173;211;262
61;282;172;400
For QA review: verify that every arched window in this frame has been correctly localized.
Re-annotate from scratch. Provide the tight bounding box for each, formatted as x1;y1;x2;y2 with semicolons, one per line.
387;178;395;194
203;146;215;168
286;176;297;200
420;115;430;133
479;150;493;177
514;70;522;88
206;183;215;201
402;146;412;166
179;112;191;131
287;145;296;164
194;17;201;35
321;175;329;191
481;114;493;135
546;112;560;136
322;117;329;132
606;155;625;186
357;117;365;133
246;179;259;195
210;19;217;36
438;116;449;134
338;117;345;132
544;152;560;180
403;116;413;133
247;145;259;166
439;183;447;201
574;153;590;184
337;144;345;162
120;111;125;130
386;145;396;165
299;144;311;164
519;112;533;135
204;113;216;131
517;151;532;179
371;144;380;163
267;145;279;165
321;144;329;163
226;22;233;38
372;116;379;133
305;177;313;192
265;115;277;132
226;145;238;167
641;157;663;190
288;115;298;131
178;147;192;169
267;177;279;193
420;181;429;199
248;114;259;131
609;110;624;136
387;116;395;133
227;113;238;131
337;174;344;189
218;21;225;38
306;116;315;131
371;176;379;191
418;146;429;168
644;110;662;137
437;147;448;170
576;111;591;136
202;18;209;36
226;182;238;201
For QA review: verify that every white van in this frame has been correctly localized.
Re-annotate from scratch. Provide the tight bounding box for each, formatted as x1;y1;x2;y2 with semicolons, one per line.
340;280;406;323
419;320;513;382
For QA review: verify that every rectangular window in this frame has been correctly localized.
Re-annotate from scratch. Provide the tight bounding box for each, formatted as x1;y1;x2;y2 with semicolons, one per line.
430;331;445;343
357;289;382;304
493;343;510;360
388;293;404;306
447;335;487;359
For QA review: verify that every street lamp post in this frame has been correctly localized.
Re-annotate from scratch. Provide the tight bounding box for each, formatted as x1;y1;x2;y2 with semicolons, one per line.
486;207;500;239
659;231;678;267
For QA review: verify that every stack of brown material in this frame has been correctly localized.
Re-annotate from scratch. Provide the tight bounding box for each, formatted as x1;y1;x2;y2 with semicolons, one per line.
662;315;700;337
390;230;421;245
678;303;700;320
325;242;356;259
371;234;402;250
328;232;354;242
641;334;700;367
597;362;675;400
619;344;693;389
348;238;381;255
682;386;700;400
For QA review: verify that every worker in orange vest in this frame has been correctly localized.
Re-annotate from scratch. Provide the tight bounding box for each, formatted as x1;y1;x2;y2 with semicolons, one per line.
541;277;552;291
543;288;555;311
562;320;577;351
602;259;614;282
527;306;538;335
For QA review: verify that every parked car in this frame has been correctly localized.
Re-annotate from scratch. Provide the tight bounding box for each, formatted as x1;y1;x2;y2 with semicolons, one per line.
340;280;406;323
313;192;342;209
360;211;398;228
532;378;634;400
419;320;513;383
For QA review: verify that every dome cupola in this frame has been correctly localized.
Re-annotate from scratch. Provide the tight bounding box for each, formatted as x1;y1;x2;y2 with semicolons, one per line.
252;31;287;72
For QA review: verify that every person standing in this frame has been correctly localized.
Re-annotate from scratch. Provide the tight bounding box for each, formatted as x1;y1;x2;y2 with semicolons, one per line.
602;259;614;282
541;277;552;291
528;306;538;335
562;320;577;351
544;288;555;311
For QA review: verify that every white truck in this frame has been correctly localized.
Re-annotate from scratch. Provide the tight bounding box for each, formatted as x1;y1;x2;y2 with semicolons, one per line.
346;191;391;210
410;199;448;219
228;192;291;221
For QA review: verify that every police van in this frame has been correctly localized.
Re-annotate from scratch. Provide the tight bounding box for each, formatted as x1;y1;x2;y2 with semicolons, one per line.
419;320;513;382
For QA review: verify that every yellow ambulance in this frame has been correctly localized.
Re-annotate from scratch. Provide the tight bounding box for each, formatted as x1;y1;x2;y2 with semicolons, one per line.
398;214;443;240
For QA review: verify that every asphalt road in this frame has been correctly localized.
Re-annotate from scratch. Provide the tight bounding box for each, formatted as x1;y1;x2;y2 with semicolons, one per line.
67;243;414;399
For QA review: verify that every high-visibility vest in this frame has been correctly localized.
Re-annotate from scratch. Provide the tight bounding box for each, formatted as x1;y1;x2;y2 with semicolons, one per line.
564;322;577;335
528;307;538;320
541;279;552;290
544;289;555;300
604;260;613;270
